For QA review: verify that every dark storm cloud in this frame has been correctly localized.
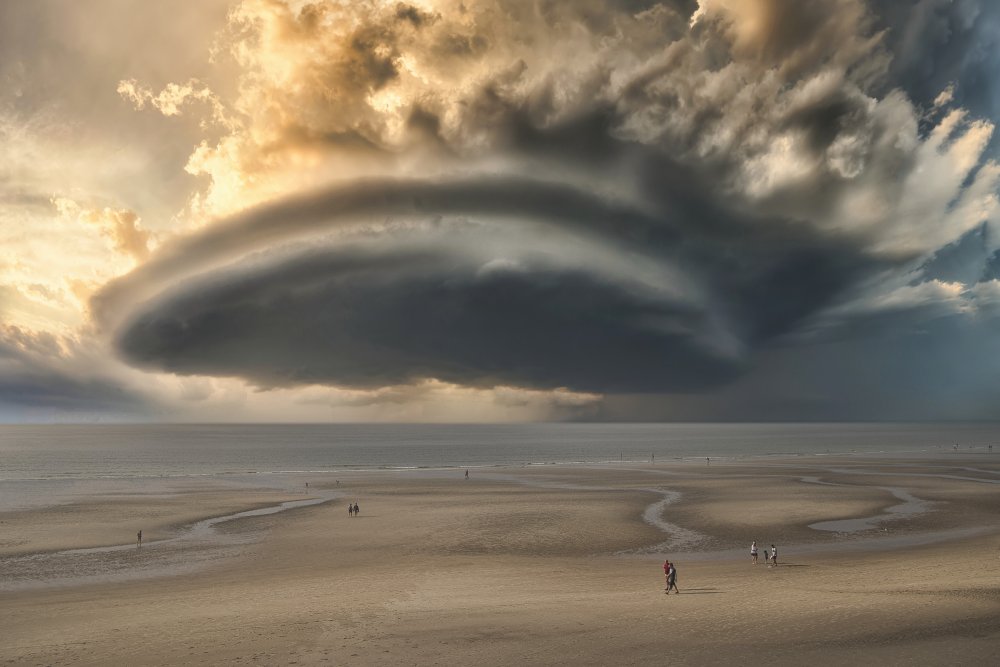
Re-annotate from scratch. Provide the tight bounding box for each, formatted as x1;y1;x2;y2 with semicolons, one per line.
596;312;1000;421
100;164;890;394
91;174;676;328
0;366;143;413
0;326;147;414
92;0;1000;417
114;244;740;392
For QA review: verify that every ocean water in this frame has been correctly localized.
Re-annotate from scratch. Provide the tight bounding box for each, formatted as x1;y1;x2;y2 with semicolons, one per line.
1;422;997;482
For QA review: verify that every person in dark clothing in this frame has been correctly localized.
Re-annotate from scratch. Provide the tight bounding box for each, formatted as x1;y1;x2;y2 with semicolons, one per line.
666;562;679;594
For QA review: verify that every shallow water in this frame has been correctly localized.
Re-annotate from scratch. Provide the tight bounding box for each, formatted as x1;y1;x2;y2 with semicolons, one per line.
808;486;932;533
0;491;336;592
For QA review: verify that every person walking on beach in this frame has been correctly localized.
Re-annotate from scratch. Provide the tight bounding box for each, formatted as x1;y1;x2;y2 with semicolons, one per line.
137;530;142;548
465;469;469;479
348;503;354;517
751;540;759;564
666;562;679;594
769;544;778;566
353;502;360;516
663;559;671;592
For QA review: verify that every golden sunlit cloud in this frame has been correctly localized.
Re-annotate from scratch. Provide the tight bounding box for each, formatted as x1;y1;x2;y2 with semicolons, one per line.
6;0;1000;421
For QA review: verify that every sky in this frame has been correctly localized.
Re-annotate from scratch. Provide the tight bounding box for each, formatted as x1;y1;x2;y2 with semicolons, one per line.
4;0;1000;422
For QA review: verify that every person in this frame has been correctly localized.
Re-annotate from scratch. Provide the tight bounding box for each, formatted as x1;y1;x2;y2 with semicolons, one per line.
770;544;778;566
763;547;770;564
353;502;360;516
465;469;469;479
348;503;354;517
137;530;142;548
663;559;671;592
666;562;679;594
750;540;758;565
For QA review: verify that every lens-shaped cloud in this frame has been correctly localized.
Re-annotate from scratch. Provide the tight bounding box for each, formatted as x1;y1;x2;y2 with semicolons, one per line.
9;0;1000;419
114;238;742;392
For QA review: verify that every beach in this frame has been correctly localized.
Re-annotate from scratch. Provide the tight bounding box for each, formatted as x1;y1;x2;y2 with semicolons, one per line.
2;454;999;665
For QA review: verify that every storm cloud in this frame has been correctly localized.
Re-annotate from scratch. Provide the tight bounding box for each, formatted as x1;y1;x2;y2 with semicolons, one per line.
115;243;740;392
98;156;897;396
0;325;149;417
91;0;1000;416
7;0;1000;419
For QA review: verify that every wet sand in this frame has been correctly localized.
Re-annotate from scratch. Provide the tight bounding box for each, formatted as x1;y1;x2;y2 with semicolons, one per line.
2;454;999;665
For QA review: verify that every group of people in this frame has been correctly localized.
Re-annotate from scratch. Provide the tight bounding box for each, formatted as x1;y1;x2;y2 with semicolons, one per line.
750;540;778;566
662;559;679;594
347;502;360;517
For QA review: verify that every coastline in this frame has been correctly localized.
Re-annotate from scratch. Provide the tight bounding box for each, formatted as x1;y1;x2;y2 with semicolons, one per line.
2;454;999;664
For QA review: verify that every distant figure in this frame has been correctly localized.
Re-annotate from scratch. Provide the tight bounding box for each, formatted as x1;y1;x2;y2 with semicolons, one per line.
666;562;679;594
137;530;142;548
764;548;770;564
465;469;469;479
751;540;759;565
770;544;778;566
706;457;710;465
348;503;354;517
353;502;360;516
663;559;671;592
305;482;308;488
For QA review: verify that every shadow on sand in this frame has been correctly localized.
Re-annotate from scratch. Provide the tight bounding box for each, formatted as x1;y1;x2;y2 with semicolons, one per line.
673;588;723;594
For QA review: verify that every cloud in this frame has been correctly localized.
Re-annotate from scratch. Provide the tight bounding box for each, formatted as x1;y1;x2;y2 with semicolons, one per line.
54;198;151;262
113;239;743;393
124;0;1000;254
91;175;689;325
1;0;998;420
0;324;150;415
0;105;167;334
874;1;1000;120
287;379;602;421
95;168;890;395
117;78;229;125
90;0;1000;413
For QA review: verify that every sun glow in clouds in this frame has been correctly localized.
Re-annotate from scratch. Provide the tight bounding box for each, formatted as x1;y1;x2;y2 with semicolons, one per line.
5;0;1000;421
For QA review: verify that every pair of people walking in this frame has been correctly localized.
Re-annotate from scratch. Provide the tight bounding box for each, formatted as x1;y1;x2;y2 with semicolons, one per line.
663;559;679;594
348;502;360;517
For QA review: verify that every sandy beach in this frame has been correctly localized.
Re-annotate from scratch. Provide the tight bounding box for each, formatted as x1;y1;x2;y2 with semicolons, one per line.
2;454;999;665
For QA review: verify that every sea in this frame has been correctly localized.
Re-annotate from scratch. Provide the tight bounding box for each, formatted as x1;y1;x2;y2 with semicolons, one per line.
2;421;997;482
